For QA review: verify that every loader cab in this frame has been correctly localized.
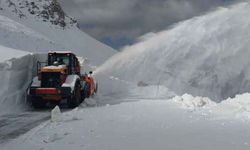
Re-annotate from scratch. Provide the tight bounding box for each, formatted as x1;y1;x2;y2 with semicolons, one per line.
48;51;80;75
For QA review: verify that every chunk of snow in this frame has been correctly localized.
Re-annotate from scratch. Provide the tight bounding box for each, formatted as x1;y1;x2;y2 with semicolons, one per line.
51;106;62;122
172;94;216;109
70;107;80;121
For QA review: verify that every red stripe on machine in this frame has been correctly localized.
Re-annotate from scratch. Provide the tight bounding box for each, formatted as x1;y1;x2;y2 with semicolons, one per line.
36;88;59;95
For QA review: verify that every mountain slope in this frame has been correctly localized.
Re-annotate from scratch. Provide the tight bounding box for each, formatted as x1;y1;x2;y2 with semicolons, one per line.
97;2;250;101
0;0;116;65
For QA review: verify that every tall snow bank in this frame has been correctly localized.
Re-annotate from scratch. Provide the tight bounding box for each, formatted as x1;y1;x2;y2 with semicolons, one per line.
97;2;250;101
0;45;46;115
171;92;250;119
0;45;28;62
212;93;250;118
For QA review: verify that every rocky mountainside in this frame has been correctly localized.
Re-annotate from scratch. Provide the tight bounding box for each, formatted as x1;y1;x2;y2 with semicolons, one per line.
0;0;77;28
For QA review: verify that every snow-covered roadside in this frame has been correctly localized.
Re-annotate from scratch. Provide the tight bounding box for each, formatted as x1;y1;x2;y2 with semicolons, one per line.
170;93;250;121
2;96;250;150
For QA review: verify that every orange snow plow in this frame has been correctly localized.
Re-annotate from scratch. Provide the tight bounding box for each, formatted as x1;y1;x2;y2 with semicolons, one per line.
81;71;98;98
27;51;97;108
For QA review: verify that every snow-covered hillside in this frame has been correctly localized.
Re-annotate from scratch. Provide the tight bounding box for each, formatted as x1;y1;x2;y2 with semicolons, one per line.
97;2;250;101
0;0;116;65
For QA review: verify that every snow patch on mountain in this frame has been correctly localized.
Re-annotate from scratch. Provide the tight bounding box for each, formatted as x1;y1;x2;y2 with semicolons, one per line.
0;15;46;39
0;0;77;27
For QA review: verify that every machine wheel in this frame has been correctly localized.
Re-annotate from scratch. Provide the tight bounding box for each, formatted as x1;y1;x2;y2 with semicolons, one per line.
31;97;46;109
81;84;88;102
50;101;60;108
67;81;81;108
95;82;98;93
85;84;90;98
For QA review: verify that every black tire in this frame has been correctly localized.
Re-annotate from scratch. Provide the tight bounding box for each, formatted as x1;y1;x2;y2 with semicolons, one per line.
84;84;90;98
31;97;46;109
81;84;88;102
67;81;81;108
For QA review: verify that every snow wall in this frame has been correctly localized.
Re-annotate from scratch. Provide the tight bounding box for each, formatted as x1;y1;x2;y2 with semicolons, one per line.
0;53;46;115
97;2;250;102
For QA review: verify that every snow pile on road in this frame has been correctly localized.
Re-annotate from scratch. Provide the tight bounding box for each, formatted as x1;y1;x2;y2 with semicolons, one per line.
172;94;216;109
51;106;62;122
170;92;250;120
0;0;115;65
97;2;250;101
211;93;250;119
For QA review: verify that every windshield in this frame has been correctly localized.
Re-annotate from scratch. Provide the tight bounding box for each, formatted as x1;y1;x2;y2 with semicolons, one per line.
49;55;70;66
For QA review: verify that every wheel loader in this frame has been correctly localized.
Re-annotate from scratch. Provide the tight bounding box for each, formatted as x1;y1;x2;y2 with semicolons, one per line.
27;51;97;108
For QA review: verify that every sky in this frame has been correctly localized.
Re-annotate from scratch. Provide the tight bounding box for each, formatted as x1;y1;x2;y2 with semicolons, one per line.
59;0;236;50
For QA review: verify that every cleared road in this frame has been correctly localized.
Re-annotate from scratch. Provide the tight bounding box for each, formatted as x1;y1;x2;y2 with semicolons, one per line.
0;111;50;143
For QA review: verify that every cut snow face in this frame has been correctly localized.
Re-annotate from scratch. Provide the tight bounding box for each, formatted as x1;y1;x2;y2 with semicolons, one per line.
0;45;46;115
0;45;28;62
97;2;250;101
